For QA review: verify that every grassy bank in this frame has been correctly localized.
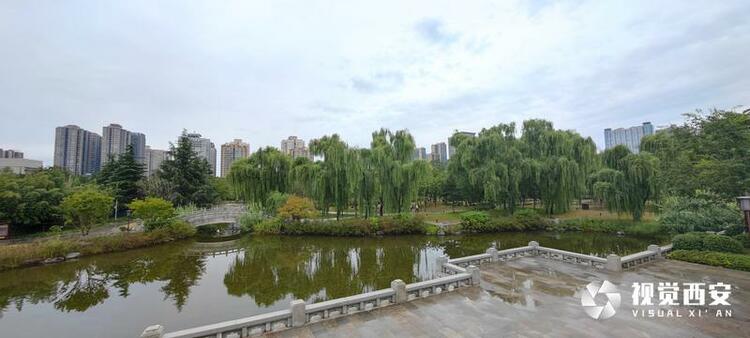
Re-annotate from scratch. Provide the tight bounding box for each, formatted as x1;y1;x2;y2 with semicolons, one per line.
0;221;195;271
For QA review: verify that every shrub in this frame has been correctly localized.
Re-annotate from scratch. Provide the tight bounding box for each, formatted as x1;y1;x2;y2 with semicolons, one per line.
672;233;706;251
733;233;750;248
41;238;76;258
165;220;197;238
668;250;750;272
724;223;747;236
276;215;427;236
254;218;282;234
702;234;744;253
128;197;177;231
512;209;547;230
239;209;264;233
659;193;743;234
264;192;289;216
552;218;665;237
277;195;316;221
459;211;490;231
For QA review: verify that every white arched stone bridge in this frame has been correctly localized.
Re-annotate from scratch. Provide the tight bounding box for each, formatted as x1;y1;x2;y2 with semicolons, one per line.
178;203;247;227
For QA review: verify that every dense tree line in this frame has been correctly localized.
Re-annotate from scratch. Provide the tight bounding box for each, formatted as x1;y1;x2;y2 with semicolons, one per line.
230;129;428;219
641;109;750;198
2;110;747;234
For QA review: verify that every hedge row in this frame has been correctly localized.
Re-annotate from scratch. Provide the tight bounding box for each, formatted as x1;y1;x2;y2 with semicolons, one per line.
672;232;744;253
254;215;428;236
668;250;750;272
459;209;547;233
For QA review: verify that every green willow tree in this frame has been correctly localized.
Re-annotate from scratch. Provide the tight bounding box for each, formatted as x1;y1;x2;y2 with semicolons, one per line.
229;147;290;208
371;129;428;215
448;119;597;214
309;135;350;219
592;145;658;221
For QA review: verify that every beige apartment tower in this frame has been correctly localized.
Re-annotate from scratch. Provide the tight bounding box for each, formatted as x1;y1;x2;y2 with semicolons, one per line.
220;139;250;177
280;136;313;160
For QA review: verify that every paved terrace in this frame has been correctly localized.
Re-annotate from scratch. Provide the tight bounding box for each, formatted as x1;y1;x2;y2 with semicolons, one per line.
270;258;750;338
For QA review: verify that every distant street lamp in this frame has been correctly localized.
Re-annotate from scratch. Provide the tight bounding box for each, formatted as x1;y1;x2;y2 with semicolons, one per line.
738;196;750;233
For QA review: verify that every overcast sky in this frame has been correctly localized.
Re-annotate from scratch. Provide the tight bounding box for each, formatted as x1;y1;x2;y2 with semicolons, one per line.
2;0;749;166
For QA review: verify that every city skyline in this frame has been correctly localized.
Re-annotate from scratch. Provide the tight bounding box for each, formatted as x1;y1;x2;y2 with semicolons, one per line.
2;1;749;166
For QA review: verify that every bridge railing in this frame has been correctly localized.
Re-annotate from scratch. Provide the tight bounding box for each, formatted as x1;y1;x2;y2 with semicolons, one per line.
142;240;670;338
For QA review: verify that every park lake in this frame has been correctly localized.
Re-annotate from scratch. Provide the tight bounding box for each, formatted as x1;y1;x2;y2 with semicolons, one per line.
0;232;666;338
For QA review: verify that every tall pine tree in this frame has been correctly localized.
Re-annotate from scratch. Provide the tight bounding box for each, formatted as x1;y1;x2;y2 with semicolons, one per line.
158;131;218;207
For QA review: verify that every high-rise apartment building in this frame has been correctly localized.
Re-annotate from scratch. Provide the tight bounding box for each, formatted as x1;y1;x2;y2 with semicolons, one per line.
101;123;146;165
145;146;170;176
413;147;428;160
281;136;313;160
448;131;475;159
220;139;250;177
54;125;102;175
130;132;147;165
431;142;448;163
0;149;24;158
186;132;217;175
604;122;654;153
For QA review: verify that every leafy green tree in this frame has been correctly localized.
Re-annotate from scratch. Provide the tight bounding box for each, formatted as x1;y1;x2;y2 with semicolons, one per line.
0;169;68;232
371;129;428;215
229;147;290;208
158;131;218;207
592;146;658;221
97;145;144;209
310;134;351;219
659;191;743;233
128;197;176;231
642;109;750;198
447;119;596;214
61;186;113;235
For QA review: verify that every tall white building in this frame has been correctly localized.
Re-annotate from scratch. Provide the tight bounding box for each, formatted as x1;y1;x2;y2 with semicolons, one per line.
431;142;448;163
54;125;101;175
604;122;654;153
280;136;313;160
145;146;170;176
186;132;217;175
221;139;250;177
101;123;146;165
413;147;428;160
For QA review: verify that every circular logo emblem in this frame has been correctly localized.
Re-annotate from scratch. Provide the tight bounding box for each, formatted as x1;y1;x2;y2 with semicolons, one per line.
581;280;621;320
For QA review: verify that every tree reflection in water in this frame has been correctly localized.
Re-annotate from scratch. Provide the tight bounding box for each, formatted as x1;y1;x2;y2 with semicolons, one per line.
0;232;662;317
0;241;206;314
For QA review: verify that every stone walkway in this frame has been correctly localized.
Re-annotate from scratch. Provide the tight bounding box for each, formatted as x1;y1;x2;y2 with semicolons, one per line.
271;258;750;338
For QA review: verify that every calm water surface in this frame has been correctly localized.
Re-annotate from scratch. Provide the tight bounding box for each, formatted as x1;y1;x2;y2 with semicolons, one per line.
0;232;665;338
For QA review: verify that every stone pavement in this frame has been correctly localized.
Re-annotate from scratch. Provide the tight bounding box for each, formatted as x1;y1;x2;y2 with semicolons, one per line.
271;257;750;338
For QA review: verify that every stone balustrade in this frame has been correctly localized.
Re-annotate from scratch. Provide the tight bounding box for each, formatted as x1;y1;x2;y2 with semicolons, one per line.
142;240;672;338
